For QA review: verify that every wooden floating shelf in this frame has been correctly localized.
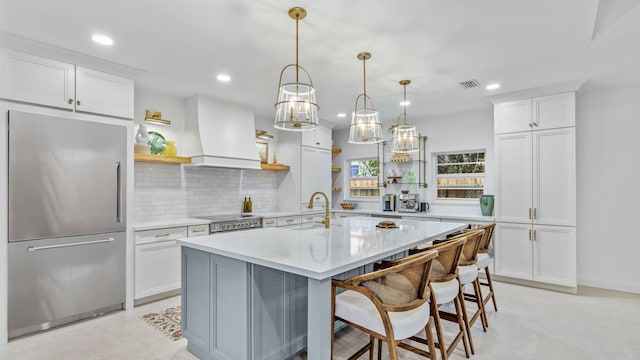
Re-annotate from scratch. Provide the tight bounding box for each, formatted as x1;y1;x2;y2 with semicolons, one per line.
134;153;192;164
331;167;341;172
331;147;342;153
332;187;342;192
260;163;290;171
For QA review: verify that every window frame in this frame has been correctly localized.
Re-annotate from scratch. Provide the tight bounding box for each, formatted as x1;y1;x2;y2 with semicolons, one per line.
432;149;486;202
344;157;381;202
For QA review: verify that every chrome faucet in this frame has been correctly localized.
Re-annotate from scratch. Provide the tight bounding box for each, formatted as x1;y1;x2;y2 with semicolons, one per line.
308;191;330;228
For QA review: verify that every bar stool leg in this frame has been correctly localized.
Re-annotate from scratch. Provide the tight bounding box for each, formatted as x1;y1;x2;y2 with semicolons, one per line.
457;286;475;355
473;278;488;330
485;267;498;311
453;296;471;358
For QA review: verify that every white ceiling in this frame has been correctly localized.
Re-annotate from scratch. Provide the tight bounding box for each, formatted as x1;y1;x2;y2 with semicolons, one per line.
2;0;640;128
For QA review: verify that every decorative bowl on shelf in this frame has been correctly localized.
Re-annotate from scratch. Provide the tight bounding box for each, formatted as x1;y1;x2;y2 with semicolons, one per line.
340;202;358;210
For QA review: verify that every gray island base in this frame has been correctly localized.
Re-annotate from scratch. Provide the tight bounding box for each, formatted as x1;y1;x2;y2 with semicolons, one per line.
178;217;466;360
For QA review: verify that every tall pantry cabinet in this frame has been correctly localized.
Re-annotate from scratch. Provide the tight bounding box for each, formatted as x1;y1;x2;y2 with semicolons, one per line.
493;92;576;290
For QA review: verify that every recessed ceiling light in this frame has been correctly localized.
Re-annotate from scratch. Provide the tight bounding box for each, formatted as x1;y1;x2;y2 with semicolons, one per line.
216;74;231;82
91;34;113;46
337;113;346;118
400;101;411;106
486;83;501;90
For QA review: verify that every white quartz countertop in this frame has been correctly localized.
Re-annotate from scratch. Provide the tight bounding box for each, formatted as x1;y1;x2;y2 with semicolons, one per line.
134;218;211;231
332;208;495;222
252;210;324;218
177;216;467;280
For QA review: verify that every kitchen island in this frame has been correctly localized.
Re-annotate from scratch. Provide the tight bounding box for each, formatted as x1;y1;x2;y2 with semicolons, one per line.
177;216;466;360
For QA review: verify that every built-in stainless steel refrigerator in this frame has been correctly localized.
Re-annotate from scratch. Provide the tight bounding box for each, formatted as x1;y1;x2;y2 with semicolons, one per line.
7;110;126;339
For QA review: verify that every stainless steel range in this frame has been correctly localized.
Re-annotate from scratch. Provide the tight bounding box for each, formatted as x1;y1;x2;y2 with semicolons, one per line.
195;214;263;233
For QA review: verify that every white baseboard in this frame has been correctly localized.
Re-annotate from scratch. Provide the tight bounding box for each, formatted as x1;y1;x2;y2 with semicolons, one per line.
491;274;577;294
578;277;640;295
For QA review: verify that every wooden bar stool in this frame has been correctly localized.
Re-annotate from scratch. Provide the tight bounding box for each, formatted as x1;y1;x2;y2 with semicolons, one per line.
331;249;439;360
447;229;488;354
473;223;498;312
409;237;469;360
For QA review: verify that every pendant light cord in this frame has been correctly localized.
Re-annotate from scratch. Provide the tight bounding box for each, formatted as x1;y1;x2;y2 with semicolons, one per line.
295;15;299;86
363;57;367;111
403;83;407;124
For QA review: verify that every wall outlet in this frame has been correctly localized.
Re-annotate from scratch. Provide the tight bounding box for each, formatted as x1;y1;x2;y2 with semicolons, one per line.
156;206;164;216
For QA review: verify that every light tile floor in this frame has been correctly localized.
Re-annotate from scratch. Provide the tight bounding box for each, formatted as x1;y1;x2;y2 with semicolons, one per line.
1;281;639;360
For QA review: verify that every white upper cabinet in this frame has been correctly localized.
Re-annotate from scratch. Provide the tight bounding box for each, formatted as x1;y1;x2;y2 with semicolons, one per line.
0;48;75;110
532;93;575;131
0;48;134;119
75;66;134;119
494;99;532;134
494;92;575;134
301;126;332;150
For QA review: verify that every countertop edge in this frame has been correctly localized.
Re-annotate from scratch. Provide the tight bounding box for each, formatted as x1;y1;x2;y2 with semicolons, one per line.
177;220;467;280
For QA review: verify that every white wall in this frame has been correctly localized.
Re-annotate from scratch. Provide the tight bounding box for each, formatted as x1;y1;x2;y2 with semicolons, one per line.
414;108;494;215
576;85;640;294
134;164;278;222
333;107;494;214
134;87;187;153
132;88;280;222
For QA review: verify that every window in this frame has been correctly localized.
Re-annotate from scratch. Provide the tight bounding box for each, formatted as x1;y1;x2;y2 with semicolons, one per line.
434;151;485;199
348;158;380;198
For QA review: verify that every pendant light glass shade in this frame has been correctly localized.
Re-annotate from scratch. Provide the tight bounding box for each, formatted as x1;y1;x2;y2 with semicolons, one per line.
348;52;383;144
392;80;419;153
274;7;319;131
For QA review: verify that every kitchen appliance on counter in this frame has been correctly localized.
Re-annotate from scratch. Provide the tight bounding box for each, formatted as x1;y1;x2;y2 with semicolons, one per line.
398;192;419;213
8;110;127;339
194;214;263;233
382;194;396;211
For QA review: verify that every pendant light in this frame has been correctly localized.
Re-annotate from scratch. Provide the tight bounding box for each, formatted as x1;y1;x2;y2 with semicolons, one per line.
392;80;419;153
348;52;383;144
274;7;319;131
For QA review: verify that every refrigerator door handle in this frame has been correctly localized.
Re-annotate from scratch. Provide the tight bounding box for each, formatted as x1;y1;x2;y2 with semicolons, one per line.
116;161;123;223
27;238;115;252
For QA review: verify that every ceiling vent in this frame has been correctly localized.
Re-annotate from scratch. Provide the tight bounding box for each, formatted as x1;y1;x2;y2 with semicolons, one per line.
459;79;480;89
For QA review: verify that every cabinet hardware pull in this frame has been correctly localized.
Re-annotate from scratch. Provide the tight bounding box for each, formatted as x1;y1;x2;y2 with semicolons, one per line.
28;238;115;252
192;229;206;233
67;98;74;104
76;99;81;106
528;122;533;127
155;233;170;237
533;122;539;127
533;208;537;220
533;229;537;241
529;208;532;219
529;229;532;241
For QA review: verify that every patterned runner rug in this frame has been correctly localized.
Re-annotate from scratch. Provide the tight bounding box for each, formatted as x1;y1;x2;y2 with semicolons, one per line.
141;306;182;341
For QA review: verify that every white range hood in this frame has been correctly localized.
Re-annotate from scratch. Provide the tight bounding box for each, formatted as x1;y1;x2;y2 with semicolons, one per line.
184;95;262;169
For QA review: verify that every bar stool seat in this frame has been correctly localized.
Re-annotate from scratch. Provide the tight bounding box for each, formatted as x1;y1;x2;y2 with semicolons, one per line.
335;290;432;340
458;264;479;285
430;279;459;304
476;252;491;269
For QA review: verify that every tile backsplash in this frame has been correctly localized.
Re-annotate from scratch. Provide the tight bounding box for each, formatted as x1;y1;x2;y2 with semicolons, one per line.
134;163;278;222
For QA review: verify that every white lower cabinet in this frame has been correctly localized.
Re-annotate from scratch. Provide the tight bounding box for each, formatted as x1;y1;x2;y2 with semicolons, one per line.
332;212;367;219
135;225;207;303
263;217;277;228
276;216;302;227
494;222;576;287
135;240;182;300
